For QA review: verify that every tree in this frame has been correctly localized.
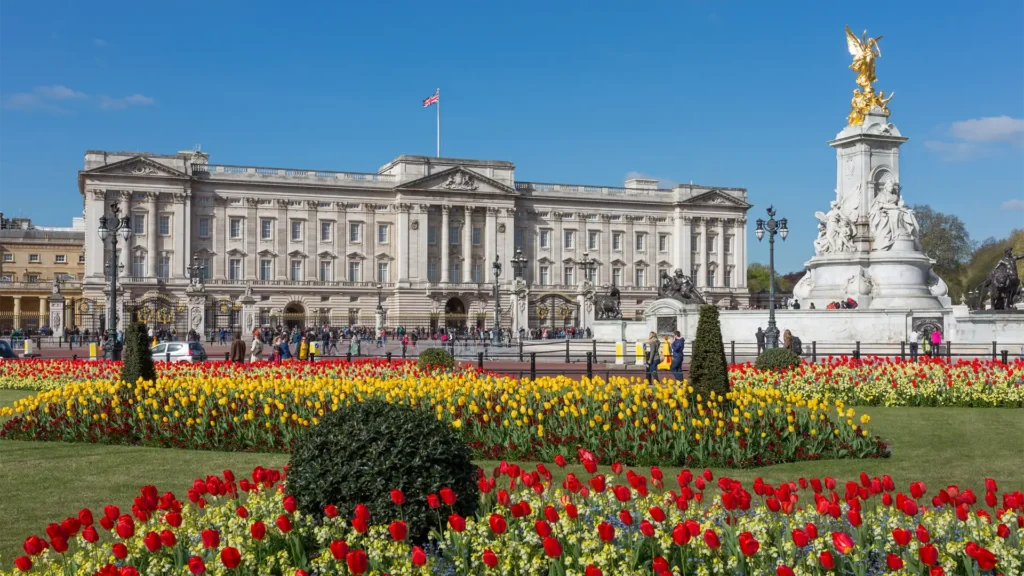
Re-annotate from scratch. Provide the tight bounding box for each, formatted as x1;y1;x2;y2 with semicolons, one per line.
912;205;975;303
747;263;801;293
689;305;729;401
962;229;1024;303
121;322;156;384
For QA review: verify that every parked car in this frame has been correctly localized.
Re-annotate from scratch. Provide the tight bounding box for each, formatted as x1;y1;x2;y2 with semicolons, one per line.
152;342;207;363
0;340;21;360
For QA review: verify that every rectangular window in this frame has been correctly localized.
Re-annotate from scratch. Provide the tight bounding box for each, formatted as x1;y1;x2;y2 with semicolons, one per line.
539;230;550;249
725;235;733;254
706;268;715;287
612;267;622;287
635;233;645;251
230;218;243;239
320;260;333;282
290;260;302;281
261;219;273;241
539;266;550;285
157;255;170;279
348;261;361;282
377;262;389;283
585;267;596;282
54;254;67;263
514;229;524;248
2;253;13;262
349;222;361;243
449;225;460;245
691;234;700;252
564;230;575;250
471;262;482;283
78;255;85;263
321;221;332;242
691;265;699;282
612;232;622;250
198;218;211;239
27;274;39;283
29;254;40;263
132;215;146;235
229;259;242;281
377;224;389;244
291;221;302;241
131;254;145;277
635;268;646;287
724;268;732;287
428;260;439;283
472;226;482;246
159;215;171;236
428;226;437;245
0;274;11;282
448;262;461;283
659;234;669;252
564;266;575;285
199;258;210;280
588;231;598;250
707;235;715;253
260;259;272;281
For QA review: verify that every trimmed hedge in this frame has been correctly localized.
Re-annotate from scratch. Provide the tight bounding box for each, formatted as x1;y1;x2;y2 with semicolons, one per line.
689;305;729;400
418;347;455;372
121;322;156;384
755;347;802;373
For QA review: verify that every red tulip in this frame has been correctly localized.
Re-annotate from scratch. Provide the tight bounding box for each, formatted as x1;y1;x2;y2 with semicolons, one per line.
389;520;408;541
201;528;219;549
738;531;759;556
554;455;567;467
619;510;633;526
82;525;100;543
324;504;339;518
390;489;405;505
276;514;292;533
892;527;911;546
165;512;182;528
613;485;631;502
440;487;457;506
649;506;666;522
652;556;669;573
611;462;623;475
489;514;507;535
639;520;655;537
886;553;903;570
283;495;297;514
78;509;94;527
776;566;794;576
50;536;68;554
535;520;552;538
159;529;176;547
143;531;161;553
585;565;602;576
916;524;930;543
910;481;927;499
351;517;367;534
482;549;498;568
410;545;427;566
250;521;266;540
832;531;855;555
819;550;835;570
597;522;615;542
929;567;945;576
346;549;368;575
221;546;241;569
112;543;128;560
672;523;691;545
985;478;997;493
354;503;370;522
23;535;47;556
14;556;31;572
329;540;349;560
543;536;562;558
847;509;862;527
919;544;938;566
589;475;606;493
703;529;721;549
116;518;135;540
427;494;441;509
448;513;466;532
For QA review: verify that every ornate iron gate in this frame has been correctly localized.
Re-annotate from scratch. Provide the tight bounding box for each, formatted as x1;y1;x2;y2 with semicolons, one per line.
528;293;578;330
126;296;188;336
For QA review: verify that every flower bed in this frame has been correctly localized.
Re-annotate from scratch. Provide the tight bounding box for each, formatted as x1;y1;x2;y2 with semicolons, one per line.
9;456;1023;575
732;357;1024;408
0;362;885;467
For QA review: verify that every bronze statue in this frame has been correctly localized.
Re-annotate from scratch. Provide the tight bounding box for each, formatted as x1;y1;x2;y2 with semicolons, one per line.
594;285;622;319
974;248;1024;310
845;26;894;125
658;269;706;305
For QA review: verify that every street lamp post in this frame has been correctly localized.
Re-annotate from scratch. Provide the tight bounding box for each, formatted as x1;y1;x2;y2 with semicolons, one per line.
576;252;596;284
97;202;133;360
186;255;206;288
491;254;502;343
754;205;788;349
376;283;384;313
510;246;528;280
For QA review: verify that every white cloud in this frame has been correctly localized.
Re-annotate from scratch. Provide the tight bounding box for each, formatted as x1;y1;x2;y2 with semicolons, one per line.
1000;199;1024;211
98;93;155;110
2;85;86;113
923;140;977;162
93;38;106;47
625;171;679;189
950;116;1024;143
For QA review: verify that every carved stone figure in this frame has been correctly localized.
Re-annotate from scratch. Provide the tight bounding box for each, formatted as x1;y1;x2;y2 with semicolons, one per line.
442;171;478;191
814;200;856;255
846;269;874;299
51;276;62;295
870;180;919;251
658;269;706;304
593;285;622;319
974;248;1024;310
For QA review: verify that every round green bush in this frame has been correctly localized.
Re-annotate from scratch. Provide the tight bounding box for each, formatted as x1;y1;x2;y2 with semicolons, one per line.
287;400;479;542
417;347;455;372
755;347;802;372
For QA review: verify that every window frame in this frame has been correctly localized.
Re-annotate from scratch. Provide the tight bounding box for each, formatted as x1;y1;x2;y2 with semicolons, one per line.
229;258;243;281
290;220;303;242
612;232;622;251
28;253;40;263
159;214;171;236
320;221;333;243
319;260;333;282
377;223;389;244
259;259;272;281
260;218;273;241
54;254;67;264
229;217;243;240
349;222;362;243
289;259;302;282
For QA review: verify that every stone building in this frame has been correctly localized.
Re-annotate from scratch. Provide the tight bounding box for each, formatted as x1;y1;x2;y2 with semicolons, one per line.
77;150;751;334
0;215;86;333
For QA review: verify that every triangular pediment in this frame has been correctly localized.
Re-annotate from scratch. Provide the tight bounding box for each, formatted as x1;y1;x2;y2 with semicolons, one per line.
83;156;188;179
257;249;277;258
227;248;247;257
287;250;307;259
634;259;650;267
610;258;627;267
396;166;517;195
682;189;751;208
537;256;554;265
317;250;337;259
375;252;395;261
346;251;366;260
657;260;674;268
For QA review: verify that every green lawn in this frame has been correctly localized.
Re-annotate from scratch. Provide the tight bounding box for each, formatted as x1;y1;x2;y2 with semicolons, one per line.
1;389;1022;561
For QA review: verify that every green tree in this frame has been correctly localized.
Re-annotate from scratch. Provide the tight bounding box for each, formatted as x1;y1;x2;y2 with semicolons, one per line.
962;229;1024;303
912;205;975;303
120;322;156;384
689;305;729;401
747;263;771;293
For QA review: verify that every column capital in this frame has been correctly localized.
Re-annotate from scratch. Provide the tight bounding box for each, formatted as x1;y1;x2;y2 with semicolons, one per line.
441;204;452;214
87;189;107;201
486;206;500;216
417;203;432;212
144;191;159;203
245;197;260;207
306;200;319;210
396;203;413;213
117;190;132;202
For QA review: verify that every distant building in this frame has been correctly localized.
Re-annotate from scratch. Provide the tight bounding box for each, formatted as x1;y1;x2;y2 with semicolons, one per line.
0;214;86;333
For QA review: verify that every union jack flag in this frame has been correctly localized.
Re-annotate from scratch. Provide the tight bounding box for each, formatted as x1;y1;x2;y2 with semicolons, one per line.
422;91;439;107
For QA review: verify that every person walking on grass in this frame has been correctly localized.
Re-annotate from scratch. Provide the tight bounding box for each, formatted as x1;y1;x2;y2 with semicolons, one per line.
645;331;662;384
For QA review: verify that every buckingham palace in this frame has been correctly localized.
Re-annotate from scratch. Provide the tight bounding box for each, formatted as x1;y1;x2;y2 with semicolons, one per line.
77;149;751;334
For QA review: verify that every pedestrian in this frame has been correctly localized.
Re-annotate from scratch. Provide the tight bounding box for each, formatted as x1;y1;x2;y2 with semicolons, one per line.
909;327;920;361
278;336;293;362
669;330;685;381
645;331;661;383
930;329;942;357
755;327;766;354
250;330;264;363
792;299;801;310
229;333;246;364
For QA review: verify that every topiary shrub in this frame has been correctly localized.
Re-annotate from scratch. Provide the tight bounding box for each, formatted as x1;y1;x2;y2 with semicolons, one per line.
287;400;479;542
417;347;455;372
120;322;156;384
689;305;729;400
755;347;801;372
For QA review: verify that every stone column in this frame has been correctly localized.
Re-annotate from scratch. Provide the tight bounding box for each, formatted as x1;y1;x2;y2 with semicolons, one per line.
735;217;747;288
485;207;498;280
275;200;288;280
213;198;227;280
602;215;612;285
510;282;529;336
334;203;346;273
49;292;66;339
396;203;411;283
440;205;450;283
12;296;21;330
682;216;693;278
306;201;318;280
187;290;207;340
554;214;564;285
181;192;191;278
416;204;430;282
626;216;636;286
85;190;107;278
246;199;258;280
502;208;515;287
239;289;257;342
146;192;158;277
716;218;726;286
118;191;131;277
674;208;684;272
463;206;473;283
39;297;48;330
695;218;707;287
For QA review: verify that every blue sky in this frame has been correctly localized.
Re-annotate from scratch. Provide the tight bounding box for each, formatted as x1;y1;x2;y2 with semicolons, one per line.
1;0;1021;272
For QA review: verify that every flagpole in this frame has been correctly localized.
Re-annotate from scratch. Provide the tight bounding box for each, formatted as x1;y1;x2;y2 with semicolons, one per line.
436;88;441;158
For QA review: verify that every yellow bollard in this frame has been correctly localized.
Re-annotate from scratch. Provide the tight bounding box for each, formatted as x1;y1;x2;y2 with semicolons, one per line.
658;337;671;370
615;342;624;365
635;342;644;366
23;339;34;356
89;343;98;360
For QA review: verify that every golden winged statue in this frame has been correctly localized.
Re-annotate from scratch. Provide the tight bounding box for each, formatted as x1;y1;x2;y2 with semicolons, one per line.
845;26;894;126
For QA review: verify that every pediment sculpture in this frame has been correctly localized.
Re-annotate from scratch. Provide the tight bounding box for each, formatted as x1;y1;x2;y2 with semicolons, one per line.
441;171;478;191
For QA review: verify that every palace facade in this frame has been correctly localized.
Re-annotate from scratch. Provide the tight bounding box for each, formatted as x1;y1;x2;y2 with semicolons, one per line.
78;150;751;333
